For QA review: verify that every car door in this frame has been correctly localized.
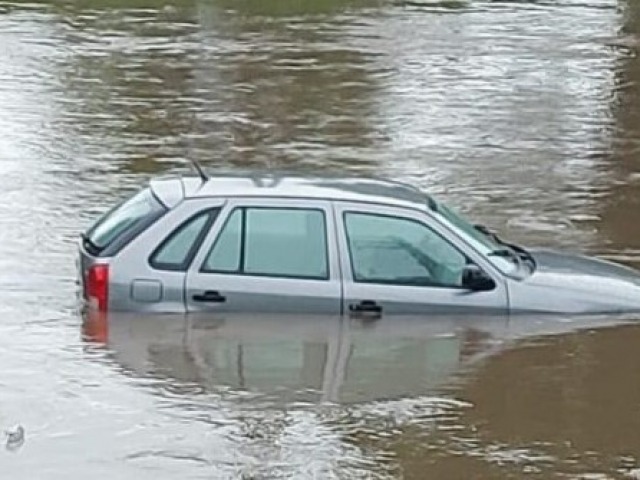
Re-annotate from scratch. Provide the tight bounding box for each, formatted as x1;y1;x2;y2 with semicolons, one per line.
185;198;342;314
334;202;509;316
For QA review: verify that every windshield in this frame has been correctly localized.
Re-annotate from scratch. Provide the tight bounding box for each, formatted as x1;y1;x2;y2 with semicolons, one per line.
85;188;165;255
432;200;518;274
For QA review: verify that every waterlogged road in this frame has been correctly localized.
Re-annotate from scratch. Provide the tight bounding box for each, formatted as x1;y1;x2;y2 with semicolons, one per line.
1;0;640;478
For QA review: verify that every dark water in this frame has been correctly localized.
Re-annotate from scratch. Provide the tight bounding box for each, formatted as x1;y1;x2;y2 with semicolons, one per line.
1;0;640;477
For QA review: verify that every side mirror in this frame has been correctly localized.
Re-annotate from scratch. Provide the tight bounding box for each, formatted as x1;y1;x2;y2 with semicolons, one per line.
461;265;496;292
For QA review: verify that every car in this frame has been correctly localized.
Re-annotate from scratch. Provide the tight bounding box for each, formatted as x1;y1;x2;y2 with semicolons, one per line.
78;168;640;315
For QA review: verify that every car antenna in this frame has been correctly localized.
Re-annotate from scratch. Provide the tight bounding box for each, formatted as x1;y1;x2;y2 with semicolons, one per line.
189;158;208;183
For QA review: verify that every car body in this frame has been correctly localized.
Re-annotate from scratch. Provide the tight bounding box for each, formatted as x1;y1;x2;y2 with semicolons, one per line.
78;173;640;315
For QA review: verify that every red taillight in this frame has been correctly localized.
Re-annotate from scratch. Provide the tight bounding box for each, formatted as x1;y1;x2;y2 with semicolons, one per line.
86;264;109;312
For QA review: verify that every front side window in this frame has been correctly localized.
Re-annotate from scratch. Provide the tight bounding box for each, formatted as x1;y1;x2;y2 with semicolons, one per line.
203;207;328;279
431;200;516;274
150;209;218;271
344;212;467;287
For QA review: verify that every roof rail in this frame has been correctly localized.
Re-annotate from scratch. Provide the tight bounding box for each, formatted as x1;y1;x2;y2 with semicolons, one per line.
188;159;208;183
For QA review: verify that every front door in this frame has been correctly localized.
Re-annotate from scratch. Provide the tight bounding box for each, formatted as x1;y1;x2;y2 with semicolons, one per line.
334;202;509;316
185;198;342;314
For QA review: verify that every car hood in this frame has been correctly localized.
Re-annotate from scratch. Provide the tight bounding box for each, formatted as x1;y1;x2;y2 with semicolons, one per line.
530;249;640;284
519;249;640;310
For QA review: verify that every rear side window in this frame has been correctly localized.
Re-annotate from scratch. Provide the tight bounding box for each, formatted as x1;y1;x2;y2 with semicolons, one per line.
203;207;328;279
205;209;242;273
150;209;218;271
84;188;166;257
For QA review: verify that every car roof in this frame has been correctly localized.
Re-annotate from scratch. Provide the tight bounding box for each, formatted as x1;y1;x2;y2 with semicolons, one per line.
179;173;435;211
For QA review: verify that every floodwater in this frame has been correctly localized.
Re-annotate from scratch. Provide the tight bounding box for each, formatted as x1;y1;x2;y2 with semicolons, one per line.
1;0;640;477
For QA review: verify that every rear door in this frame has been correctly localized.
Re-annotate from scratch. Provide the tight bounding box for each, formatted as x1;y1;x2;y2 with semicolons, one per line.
185;198;341;314
334;202;509;316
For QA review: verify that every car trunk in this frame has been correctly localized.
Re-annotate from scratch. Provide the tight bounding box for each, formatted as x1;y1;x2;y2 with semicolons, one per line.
78;178;187;310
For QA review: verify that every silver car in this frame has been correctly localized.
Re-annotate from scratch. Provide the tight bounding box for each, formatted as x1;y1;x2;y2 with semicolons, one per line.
78;172;640;315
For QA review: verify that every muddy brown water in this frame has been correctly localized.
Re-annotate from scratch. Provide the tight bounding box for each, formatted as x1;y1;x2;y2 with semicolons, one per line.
1;0;640;478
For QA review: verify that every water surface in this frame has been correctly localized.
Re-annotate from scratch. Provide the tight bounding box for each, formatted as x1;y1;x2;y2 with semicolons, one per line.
1;0;640;477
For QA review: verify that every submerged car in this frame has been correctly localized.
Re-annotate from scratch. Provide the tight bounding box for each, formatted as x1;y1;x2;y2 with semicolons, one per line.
78;171;640;315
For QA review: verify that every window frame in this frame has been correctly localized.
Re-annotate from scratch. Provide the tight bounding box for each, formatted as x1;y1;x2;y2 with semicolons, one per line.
148;208;220;272
200;206;330;281
342;210;471;289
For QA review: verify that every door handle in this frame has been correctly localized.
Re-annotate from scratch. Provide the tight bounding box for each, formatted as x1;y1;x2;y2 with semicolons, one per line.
349;300;382;314
192;290;226;303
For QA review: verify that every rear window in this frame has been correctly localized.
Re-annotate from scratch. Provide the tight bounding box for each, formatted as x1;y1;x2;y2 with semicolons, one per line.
84;188;166;257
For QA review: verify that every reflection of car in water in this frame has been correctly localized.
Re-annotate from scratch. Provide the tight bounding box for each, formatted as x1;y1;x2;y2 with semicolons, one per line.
82;311;635;404
83;311;510;404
